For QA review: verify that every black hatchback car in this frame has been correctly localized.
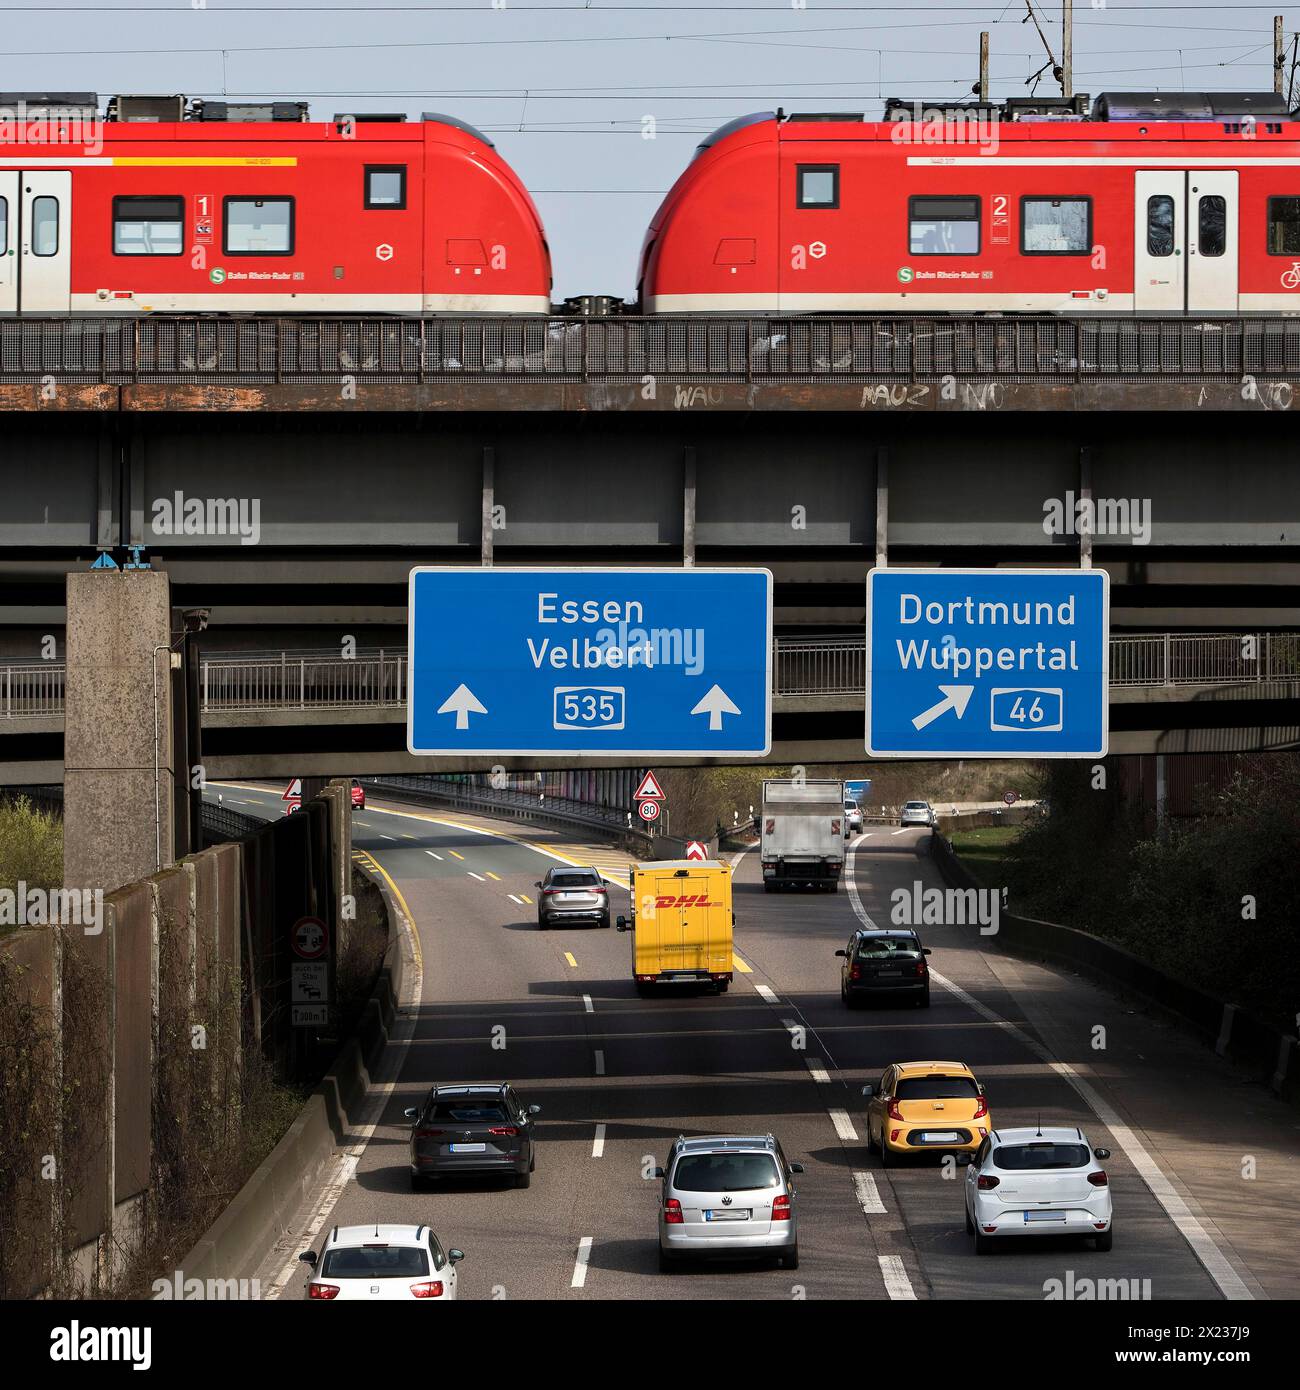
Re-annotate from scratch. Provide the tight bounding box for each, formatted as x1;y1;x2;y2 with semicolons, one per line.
837;929;932;1008
404;1083;541;1190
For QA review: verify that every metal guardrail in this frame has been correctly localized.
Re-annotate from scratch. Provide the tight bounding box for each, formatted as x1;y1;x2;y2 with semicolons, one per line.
2;633;1296;722
5;315;1300;385
199;799;266;845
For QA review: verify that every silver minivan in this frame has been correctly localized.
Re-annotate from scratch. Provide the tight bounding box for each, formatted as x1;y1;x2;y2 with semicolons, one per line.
654;1135;803;1272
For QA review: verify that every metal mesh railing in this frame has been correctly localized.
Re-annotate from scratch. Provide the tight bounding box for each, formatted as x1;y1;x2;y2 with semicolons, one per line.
2;633;1296;720
3;315;1300;385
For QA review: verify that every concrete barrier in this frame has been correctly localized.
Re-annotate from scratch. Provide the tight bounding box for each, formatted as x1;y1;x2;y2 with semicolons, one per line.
175;861;408;1288
931;832;1300;1107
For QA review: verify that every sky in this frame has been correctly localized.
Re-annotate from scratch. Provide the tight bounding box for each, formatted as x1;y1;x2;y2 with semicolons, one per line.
1;2;1291;298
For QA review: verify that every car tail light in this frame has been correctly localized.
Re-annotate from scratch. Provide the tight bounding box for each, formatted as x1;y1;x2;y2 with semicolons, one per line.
1088;1170;1109;1187
1093;1222;1108;1230
886;1098;904;1121
663;1198;683;1225
772;1195;792;1222
410;1281;444;1298
414;1128;443;1139
977;1174;1000;1190
914;960;927;977
850;966;861;981
488;1126;518;1137
308;1282;340;1300
972;1095;988;1120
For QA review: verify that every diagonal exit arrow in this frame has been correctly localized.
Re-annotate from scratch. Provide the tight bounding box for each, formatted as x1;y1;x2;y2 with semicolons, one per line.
437;682;488;730
911;683;974;732
690;683;741;731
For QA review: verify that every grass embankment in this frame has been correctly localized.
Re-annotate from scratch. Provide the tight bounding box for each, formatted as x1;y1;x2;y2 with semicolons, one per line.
947;826;1021;889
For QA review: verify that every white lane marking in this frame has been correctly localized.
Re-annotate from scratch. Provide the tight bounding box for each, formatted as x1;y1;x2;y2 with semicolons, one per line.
890;828;908;837
854;1170;887;1215
571;1236;593;1288
380;833;396;840
582;993;594;1014
879;1254;917;1300
755;984;779;1004
780;1016;799;1030
425;850;443;860
846;835;1254;1302
467;871;485;881
507;893;522;905
805;1058;831;1085
829;1108;859;1143
930;966;1254;1301
594;1050;605;1076
592;1123;606;1158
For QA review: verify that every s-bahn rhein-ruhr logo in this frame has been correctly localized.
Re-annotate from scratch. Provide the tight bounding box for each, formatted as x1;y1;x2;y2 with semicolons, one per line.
209;267;226;284
897;266;915;283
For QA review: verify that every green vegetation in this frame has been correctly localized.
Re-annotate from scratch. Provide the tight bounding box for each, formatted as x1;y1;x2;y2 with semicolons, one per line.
948;826;1021;889
0;797;62;899
1000;756;1300;1030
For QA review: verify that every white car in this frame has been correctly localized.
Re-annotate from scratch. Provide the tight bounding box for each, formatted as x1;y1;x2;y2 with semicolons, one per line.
900;800;936;828
299;1223;464;1299
843;801;863;834
963;1127;1113;1254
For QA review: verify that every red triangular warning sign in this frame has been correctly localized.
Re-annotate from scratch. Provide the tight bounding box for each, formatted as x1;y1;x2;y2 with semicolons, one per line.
282;777;302;801
633;770;664;800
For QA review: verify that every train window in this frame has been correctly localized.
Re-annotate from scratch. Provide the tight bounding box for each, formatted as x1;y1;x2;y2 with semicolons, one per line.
365;165;407;210
1266;196;1300;254
1147;196;1175;257
113;196;185;256
32;196;59;257
223;197;294;255
1198;195;1226;258
0;197;6;256
796;164;839;210
909;196;980;255
1020;197;1091;255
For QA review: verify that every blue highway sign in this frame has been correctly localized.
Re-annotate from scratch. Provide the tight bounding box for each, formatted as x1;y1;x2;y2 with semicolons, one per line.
408;567;772;757
866;567;1109;758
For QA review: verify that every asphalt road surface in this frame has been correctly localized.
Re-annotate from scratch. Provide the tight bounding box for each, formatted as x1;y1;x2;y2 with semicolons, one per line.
207;785;1300;1302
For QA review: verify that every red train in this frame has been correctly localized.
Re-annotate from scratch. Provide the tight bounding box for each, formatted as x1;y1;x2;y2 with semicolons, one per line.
0;93;550;314
4;90;1300;318
639;93;1300;316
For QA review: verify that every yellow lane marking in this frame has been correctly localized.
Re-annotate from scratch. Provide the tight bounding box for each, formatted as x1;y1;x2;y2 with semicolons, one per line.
485;871;502;881
564;952;578;967
519;893;533;904
402;833;417;840
732;953;753;975
358;852;423;978
448;850;465;860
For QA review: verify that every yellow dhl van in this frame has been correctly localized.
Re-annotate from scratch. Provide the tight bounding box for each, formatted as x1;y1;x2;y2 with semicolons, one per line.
616;860;735;996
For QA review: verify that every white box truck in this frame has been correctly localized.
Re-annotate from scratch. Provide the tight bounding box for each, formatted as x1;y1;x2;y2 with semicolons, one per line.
760;779;845;892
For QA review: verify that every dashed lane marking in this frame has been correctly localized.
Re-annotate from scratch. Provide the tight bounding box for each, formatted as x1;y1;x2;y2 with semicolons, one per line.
732;952;753;974
855;1171;887;1215
571;1237;593;1289
507;894;523;905
829;1108;859;1143
582;993;594;1013
520;893;533;905
592;1123;606;1158
755;984;779;1004
425;851;443;861
467;872;485;882
805;1058;831;1085
448;850;465;860
564;952;578;967
879;1255;917;1300
485;871;502;881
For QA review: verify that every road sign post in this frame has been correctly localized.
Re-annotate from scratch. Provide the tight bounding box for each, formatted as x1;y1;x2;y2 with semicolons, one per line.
866;568;1108;759
408;567;772;757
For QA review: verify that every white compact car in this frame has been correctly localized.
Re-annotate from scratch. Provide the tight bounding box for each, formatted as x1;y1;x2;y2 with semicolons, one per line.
900;800;936;828
843;801;863;834
299;1223;464;1299
964;1127;1113;1253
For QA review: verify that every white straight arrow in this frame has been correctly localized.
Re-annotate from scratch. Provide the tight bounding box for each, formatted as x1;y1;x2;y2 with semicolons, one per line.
911;683;974;731
691;683;741;731
437;683;488;730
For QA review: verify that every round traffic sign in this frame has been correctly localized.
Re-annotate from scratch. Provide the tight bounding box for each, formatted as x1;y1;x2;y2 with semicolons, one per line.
637;798;660;822
1003;791;1017;806
291;915;328;960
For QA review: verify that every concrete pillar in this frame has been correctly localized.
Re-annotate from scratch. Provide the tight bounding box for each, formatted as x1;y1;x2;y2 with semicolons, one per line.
64;569;175;893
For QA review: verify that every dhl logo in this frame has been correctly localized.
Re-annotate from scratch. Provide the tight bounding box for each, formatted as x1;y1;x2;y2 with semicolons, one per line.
653;894;716;909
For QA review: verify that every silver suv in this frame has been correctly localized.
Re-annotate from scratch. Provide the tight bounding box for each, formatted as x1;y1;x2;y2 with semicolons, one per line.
654;1135;803;1272
900;800;936;828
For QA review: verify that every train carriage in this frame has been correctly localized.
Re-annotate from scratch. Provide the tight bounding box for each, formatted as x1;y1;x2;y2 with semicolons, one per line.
0;93;551;315
639;92;1300;316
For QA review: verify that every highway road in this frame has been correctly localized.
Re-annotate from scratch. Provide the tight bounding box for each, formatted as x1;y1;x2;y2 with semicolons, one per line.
208;784;1300;1302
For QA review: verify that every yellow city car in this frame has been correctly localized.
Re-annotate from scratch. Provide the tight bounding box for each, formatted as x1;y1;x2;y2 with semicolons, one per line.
863;1061;991;1166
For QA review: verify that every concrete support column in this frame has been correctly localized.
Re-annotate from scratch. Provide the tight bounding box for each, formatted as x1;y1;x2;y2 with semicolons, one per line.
481;445;495;567
64;569;176;893
1079;445;1093;570
683;446;697;567
875;447;889;568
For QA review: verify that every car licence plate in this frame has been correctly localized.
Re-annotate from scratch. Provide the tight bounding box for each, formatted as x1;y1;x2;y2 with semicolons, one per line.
1024;1210;1066;1223
449;1143;486;1153
918;1131;962;1143
877;968;901;977
703;1209;749;1222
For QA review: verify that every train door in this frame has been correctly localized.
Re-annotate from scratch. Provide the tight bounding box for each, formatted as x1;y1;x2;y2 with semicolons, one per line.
0;174;16;313
18;171;71;313
1133;170;1238;313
